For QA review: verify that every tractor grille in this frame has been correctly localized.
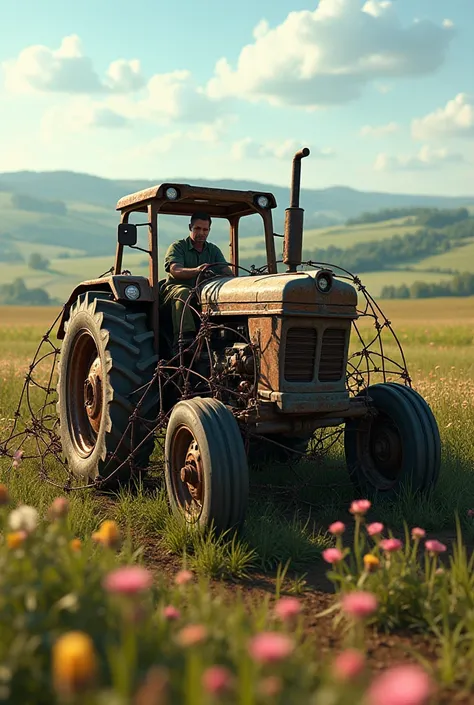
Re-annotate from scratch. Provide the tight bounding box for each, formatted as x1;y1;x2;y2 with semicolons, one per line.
319;328;347;382
284;328;317;382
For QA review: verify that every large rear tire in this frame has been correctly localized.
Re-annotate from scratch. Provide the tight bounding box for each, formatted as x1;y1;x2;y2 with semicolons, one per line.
57;291;159;486
344;382;441;498
164;397;249;533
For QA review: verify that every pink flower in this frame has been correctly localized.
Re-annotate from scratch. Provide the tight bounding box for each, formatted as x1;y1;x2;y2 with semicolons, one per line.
332;649;365;682
202;666;232;695
328;521;345;535
103;566;153;595
367;522;384;537
249;632;294;664
259;676;282;697
274;597;301;622
411;527;426;540
323;548;343;564
350;499;371;516
177;624;207;647
341;591;378;620
366;664;433;705
379;538;403;553
425;540;447;554
12;449;24;468
467;509;474;518
175;569;193;586
163;605;181;621
48;497;69;521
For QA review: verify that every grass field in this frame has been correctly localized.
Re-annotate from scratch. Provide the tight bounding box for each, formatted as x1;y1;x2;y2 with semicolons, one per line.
1;297;474;702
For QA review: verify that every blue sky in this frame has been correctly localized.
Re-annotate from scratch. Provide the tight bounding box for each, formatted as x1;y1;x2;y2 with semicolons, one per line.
0;0;473;195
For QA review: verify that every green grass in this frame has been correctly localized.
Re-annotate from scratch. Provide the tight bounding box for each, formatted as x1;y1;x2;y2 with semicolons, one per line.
410;238;474;273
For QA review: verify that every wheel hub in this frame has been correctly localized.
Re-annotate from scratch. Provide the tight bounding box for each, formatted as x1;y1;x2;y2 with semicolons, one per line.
179;441;203;503
84;357;103;433
370;421;402;482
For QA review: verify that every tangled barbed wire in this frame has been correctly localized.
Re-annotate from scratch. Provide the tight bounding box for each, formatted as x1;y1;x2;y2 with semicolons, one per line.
0;261;411;493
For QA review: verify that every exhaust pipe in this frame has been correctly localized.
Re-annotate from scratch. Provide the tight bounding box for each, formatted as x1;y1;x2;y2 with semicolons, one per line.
283;147;310;273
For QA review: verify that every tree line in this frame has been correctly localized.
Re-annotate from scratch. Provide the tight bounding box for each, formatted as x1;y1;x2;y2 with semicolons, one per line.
381;272;474;299
346;206;470;228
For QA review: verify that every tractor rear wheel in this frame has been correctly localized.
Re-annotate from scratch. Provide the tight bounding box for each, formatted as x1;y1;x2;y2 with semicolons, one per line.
164;397;249;533
57;291;159;486
344;382;440;498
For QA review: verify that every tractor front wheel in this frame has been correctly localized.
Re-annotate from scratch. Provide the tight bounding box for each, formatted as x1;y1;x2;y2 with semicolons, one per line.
164;398;249;533
344;382;441;498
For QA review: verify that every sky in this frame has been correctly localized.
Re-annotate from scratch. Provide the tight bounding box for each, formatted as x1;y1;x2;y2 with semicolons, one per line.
0;0;473;195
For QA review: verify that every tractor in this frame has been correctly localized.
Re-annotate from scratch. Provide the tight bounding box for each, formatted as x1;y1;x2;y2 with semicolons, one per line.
55;148;441;533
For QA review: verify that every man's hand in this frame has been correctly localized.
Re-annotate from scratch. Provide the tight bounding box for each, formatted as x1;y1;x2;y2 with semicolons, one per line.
169;263;208;280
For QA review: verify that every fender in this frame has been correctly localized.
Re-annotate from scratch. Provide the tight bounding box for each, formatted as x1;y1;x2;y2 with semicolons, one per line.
56;275;153;339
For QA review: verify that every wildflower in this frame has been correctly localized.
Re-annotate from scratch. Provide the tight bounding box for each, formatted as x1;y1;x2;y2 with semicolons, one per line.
274;597;301;623
379;538;402;553
70;538;82;552
363;554;380;572
367;522;384;537
134;667;169;705
6;531;27;549
12;449;23;468
328;521;345;535
259;676;282;696
332;649;365;682
0;484;9;505
202;666;232;695
8;504;38;534
92;519;120;548
249;632;294;664
322;547;343;564
366;664;433;705
350;499;371;516
163;605;181;621
103;566;153;595
175;569;193;586
425;539;447;555
467;509;474;518
52;631;97;697
341;591;378;620
411;527;426;540
177;624;207;647
48;496;69;521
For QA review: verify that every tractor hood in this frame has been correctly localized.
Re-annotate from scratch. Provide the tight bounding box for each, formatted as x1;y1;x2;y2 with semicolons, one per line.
200;270;358;318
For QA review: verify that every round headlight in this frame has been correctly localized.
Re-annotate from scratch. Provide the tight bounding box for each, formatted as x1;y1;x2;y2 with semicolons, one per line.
165;187;178;200
124;284;140;300
256;195;269;208
316;272;332;293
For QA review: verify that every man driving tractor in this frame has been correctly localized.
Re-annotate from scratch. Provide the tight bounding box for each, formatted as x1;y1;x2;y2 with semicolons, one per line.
161;211;234;352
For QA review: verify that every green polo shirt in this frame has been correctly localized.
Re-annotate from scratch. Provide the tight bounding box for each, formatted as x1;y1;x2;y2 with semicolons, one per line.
164;237;228;288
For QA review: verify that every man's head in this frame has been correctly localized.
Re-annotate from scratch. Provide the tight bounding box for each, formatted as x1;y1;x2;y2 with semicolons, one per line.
189;212;211;246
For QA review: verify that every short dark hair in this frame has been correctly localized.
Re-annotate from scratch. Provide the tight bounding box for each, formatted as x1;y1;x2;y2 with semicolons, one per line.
190;211;212;227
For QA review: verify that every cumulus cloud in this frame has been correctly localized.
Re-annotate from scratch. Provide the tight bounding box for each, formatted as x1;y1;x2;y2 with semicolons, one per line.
231;138;334;161
3;35;145;94
412;93;474;141
360;121;399;137
41;98;131;140
129;119;233;158
374;145;466;171
206;0;454;108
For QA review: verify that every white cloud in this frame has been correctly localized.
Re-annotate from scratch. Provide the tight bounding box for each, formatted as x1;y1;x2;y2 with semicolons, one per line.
374;145;466;171
443;19;454;29
41;98;131;141
2;35;145;94
412;93;474;140
360;121;399;137
231;138;334;161
206;0;454;108
128;118;235;159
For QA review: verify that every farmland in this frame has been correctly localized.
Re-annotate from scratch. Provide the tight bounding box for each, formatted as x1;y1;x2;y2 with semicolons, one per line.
0;296;473;702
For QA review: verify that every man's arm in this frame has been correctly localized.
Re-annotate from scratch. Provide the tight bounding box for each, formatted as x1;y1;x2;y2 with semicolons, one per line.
169;262;208;280
164;241;207;281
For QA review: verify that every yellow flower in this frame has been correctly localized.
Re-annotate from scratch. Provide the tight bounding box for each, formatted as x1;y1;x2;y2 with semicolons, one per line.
52;631;97;696
363;554;380;572
6;531;26;549
69;538;82;552
92;520;121;548
0;484;9;506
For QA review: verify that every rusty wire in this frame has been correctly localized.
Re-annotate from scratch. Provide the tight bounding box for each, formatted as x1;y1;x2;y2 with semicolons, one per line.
0;262;410;492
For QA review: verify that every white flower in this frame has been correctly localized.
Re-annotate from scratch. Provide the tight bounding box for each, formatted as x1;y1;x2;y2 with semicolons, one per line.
8;505;39;533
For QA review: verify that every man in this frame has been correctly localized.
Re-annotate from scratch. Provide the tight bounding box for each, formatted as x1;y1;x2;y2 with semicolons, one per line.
161;211;233;351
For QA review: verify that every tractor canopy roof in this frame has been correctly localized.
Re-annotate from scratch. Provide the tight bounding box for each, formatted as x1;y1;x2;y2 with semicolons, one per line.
116;183;277;219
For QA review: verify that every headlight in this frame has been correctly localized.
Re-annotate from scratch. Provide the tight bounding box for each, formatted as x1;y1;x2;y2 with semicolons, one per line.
316;271;332;293
165;187;179;200
124;284;140;300
256;195;269;208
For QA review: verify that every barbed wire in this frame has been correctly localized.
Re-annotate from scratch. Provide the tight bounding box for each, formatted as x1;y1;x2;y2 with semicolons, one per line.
0;262;410;494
